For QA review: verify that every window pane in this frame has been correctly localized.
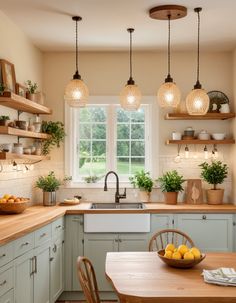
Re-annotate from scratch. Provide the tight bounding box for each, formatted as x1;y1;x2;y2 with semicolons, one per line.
92;124;106;139
131;108;145;122
117;158;129;174
92;141;106;157
117;141;129;157
117;124;129;139
79;108;91;122
131;141;145;156
79;158;91;175
79;124;91;139
79;141;91;157
131;124;144;139
91;107;106;122
91;158;106;175
117;108;130;122
131;158;145;174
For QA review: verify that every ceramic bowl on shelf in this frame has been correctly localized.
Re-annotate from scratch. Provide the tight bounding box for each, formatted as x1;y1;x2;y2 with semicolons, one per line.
15;120;29;130
198;130;210;140
212;133;225;140
157;249;206;269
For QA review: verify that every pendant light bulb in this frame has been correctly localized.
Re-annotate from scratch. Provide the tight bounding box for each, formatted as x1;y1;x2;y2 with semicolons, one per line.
158;14;181;108
184;145;189;159
64;16;89;107
204;145;208;159
186;8;209;115
120;28;141;111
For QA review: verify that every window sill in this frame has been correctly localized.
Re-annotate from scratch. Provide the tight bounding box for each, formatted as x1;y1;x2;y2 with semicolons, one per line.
61;182;134;189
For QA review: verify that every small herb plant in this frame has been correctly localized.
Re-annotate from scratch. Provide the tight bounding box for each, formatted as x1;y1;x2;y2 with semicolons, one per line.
129;170;154;192
0;83;5;94
0;115;10;121
84;175;101;183
41;121;66;155
63;175;72;182
26;80;38;94
158;170;184;192
199;161;228;190
36;171;61;192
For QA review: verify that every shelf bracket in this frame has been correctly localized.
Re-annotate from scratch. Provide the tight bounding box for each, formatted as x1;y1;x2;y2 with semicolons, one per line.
17;110;23;119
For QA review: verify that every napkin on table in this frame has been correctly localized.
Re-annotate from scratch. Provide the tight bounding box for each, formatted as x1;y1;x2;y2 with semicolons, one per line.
202;267;236;286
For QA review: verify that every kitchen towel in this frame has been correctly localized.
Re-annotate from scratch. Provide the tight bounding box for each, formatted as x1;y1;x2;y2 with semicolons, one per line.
202;267;236;286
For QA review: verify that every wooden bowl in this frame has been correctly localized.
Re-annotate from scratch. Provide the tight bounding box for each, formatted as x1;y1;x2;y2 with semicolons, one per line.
157;249;206;269
0;200;30;214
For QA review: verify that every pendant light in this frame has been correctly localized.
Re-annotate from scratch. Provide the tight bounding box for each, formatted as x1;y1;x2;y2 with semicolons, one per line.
186;8;209;115
64;16;89;107
120;28;141;111
149;5;187;108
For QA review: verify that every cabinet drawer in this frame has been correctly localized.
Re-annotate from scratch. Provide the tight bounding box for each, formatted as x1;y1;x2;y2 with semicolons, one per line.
52;217;64;238
35;224;52;247
0;289;13;303
0;243;13;268
14;233;34;258
0;266;13;297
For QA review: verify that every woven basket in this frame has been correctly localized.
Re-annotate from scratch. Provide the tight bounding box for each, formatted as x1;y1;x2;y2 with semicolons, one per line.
0;200;30;214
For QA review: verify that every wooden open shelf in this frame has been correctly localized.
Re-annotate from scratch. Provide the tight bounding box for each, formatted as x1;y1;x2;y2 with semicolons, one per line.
165;113;235;120
166;139;235;145
0;92;52;115
0;152;50;161
0;126;50;139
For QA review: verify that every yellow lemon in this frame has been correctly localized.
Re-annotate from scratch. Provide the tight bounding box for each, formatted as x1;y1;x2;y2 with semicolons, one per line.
165;243;175;253
3;194;10;200
183;251;195;260
164;250;173;259
172;251;182;260
177;244;189;256
190;247;201;259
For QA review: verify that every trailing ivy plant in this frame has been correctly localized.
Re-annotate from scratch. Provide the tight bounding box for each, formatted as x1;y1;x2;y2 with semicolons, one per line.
158;170;184;192
129;170;154;192
41;121;66;155
199;161;228;190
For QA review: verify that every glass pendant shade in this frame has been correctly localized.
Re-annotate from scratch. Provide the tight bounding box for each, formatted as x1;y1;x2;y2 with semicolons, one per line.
186;88;209;115
120;84;141;111
157;82;181;107
64;78;89;108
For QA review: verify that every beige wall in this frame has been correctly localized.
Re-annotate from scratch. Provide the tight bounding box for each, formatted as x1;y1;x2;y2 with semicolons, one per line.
0;11;43;200
43;50;235;203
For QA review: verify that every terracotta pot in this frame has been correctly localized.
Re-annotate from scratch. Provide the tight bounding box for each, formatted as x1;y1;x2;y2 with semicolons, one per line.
0;120;7;126
139;191;150;203
26;92;37;102
206;189;224;205
164;192;178;205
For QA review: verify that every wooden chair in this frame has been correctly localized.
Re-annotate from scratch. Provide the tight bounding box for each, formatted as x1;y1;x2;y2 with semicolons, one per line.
149;228;195;252
77;256;100;303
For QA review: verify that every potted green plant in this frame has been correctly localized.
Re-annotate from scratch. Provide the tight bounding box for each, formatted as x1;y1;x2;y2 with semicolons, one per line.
0;83;5;96
25;80;38;102
129;170;154;202
0;115;10;126
199;161;228;204
84;175;101;183
63;175;72;187
41;121;66;155
158;170;184;205
36;171;61;206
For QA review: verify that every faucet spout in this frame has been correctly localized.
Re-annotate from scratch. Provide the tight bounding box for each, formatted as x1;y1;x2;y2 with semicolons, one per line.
104;171;126;203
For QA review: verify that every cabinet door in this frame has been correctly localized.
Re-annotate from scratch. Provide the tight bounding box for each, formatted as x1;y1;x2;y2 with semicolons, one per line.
50;237;64;303
118;234;148;252
151;214;173;233
14;250;34;303
83;234;118;291
0;289;13;303
34;243;50;303
176;214;233;252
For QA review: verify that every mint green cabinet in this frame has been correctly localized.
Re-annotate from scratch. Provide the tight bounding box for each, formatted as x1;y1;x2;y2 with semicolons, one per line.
151;214;173;233
0;289;13;303
175;214;233;252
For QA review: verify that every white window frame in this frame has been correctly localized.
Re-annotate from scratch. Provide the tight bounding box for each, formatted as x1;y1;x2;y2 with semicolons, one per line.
65;96;156;188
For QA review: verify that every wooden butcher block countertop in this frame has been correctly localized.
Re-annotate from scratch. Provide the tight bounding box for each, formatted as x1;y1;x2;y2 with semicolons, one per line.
0;202;236;245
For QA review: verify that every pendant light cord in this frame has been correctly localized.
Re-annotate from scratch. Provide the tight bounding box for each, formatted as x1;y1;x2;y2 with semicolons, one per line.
127;28;135;85
75;19;78;73
194;7;202;89
165;15;173;82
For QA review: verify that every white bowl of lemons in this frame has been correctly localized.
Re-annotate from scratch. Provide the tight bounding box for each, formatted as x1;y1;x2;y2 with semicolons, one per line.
158;243;205;268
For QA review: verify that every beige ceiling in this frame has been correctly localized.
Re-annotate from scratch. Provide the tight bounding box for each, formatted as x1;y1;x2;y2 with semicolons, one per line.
0;0;236;52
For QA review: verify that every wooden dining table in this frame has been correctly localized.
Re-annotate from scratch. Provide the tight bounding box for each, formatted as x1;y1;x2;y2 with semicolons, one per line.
105;251;236;303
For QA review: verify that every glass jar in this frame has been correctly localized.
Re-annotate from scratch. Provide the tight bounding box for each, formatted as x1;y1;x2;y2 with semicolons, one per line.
13;143;23;154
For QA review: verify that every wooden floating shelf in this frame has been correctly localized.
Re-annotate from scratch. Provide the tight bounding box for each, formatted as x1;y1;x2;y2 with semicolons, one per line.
165;113;235;120
0;126;50;139
0;152;50;161
166;139;235;145
0;92;52;115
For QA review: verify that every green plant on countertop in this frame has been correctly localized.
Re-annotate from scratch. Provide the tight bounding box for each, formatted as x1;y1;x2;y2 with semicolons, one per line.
84;175;102;183
129;170;154;192
41;121;66;155
0;115;10;121
158;170;184;192
36;171;61;192
0;83;5;95
26;80;38;94
199;160;228;190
